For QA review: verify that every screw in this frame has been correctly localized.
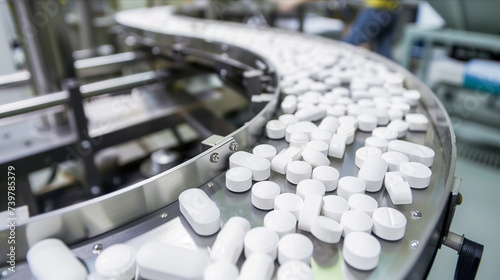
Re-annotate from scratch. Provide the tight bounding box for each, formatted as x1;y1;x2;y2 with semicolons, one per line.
160;213;168;219
229;141;239;151
93;244;103;254
410;240;419;249
210;153;220;163
208;182;214;188
90;186;101;195
220;69;227;77
411;210;422;218
81;140;91;150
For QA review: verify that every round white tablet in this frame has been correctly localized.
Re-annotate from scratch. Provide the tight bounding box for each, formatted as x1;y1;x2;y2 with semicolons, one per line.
403;90;421;106
204;261;239;280
329;134;347;158
274;193;304;220
225;167;253;193
337;176;366;200
328;105;346;117
279;114;299;126
267;120;286;139
277;261;314;280
322;195;349;222
251;181;281;210
355;146;382;168
338;115;358;129
348;194;378;216
340;210;373;236
399;162;432;188
357;114;378;132
306;140;329;156
264;210;297;238
244;227;279;259
365;137;388;153
372;207;407;241
286;161;312;185
391;102;410;115
388;108;404;121
95;244;136;280
253;144;277;162
343;232;381;271
331;87;350;96
290;132;309;149
312;166;340;192
278;233;314;265
310;129;333;145
387;120;409;138
293;121;318;138
405;113;429;131
318;116;339;133
381;151;409;171
296;179;326;200
337;125;356;145
358;99;375;108
311;216;343;244
301;147;330;168
372;127;398;141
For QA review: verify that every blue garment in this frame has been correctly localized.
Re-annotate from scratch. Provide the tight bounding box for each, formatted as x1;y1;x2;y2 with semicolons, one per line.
342;8;398;59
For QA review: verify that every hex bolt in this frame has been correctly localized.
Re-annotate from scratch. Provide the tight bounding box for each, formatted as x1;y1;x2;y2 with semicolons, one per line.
410;240;419;249
411;210;422;218
210;153;220;163
208;182;214;188
229;141;239;152
93;244;103;254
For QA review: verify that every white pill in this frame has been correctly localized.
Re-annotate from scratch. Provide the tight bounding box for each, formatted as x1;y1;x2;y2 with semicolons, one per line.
296;179;326;199
327;105;346;117
211;217;251;264
331;87;350;96
343;232;381;271
399;162;432;188
253;144;277;162
365;137;388;152
286;161;312;184
274;193;304;220
271;147;302;174
229;151;270;181
311;216;343;244
324;77;341;88
322;195;349;222
337;125;355;145
358;99;375;108
313;166;340;192
27;239;88;280
264;210;297;238
387;120;409;138
204;261;239;280
338;115;358;129
388;140;435;167
337;176;366;200
278;233;314;265
298;194;323;232
266;120;286;139
306;140;329;156
388;108;404;121
318;116;339;133
355;146;382;168
239;253;274;280
347;105;389;125
357;114;378;132
301;147;330;168
372;127;398;141
279;114;299;126
281;100;297;114
328;134;347;158
244;227;279;259
295;106;326;122
136;243;209;280
95;244;135;280
277;261;314;280
337;97;354;105
226;167;253;193
252;181;281;210
348;194;379;216
310;129;333;145
384;171;413;205
297;102;315;110
286;121;317;141
179;188;220;236
340;210;373;236
405;113;429;131
404;90;421;106
358;156;388;192
381;151;410;171
290;132;309;149
372;207;407;241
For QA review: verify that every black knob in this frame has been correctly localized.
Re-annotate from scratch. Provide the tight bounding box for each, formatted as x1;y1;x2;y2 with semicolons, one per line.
454;237;483;280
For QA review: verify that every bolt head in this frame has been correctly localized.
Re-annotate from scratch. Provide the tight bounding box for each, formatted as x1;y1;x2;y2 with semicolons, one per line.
210;153;220;163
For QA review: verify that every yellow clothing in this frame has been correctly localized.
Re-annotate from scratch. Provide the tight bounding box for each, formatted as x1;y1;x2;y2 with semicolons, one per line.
365;0;399;10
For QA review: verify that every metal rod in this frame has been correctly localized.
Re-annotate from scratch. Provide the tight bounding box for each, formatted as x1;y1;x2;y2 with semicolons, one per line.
74;51;150;78
0;70;31;88
0;90;68;119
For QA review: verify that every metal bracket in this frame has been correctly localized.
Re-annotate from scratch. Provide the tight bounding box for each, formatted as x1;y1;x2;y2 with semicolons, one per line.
243;69;264;97
441;177;462;241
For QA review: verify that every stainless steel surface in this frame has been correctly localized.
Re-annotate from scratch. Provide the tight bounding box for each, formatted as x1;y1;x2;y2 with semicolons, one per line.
75;0;97;56
0;91;68;119
74;51;150;78
0;70;31;89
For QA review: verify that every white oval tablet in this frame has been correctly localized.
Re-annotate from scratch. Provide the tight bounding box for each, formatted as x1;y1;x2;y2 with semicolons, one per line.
313;166;340;192
358;156;389;192
348;194;379;216
343;232;381;270
179;188;220;236
296;179;326;200
277;261;314;280
274;193;304;220
226;167;253;193
267;120;286;139
271;147;303;174
372;207;407;241
95;244;135;280
381;151;410;171
278;233;314;265
338;115;358;129
252;181;281;210
372;127;398;141
211;216;251;264
264;210;297;238
337;176;366;200
239;253;274;280
337;125;355;145
204;261;238;280
405;113;429;131
306;140;329;156
328;105;346;117
399;162;432;188
365;137;388;152
286;160;312;184
340;210;373;236
27;239;88;280
253;144;277;162
290;132;309;149
357;114;378;132
286;121;318;141
387;120;409;138
387;140;435;167
384;171;413;205
301;147;330;168
310;129;333;145
279;114;299;126
328;134;347;158
244;227;279;259
322;195;349;222
295;106;326;122
298;194;323;232
311;216;343;244
355;146;382;168
229;151;270;181
318;116;339;133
